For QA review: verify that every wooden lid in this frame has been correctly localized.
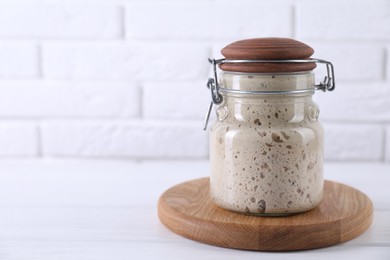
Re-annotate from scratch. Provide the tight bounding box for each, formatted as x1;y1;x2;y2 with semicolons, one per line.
220;38;316;73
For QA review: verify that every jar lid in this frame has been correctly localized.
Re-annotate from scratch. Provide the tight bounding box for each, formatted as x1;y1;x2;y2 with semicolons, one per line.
220;38;316;73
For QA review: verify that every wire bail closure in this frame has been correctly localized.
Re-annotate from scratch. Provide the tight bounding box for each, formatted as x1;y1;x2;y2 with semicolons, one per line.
203;58;335;130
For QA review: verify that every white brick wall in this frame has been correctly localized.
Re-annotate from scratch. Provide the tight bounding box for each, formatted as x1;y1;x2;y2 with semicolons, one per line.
313;82;390;122
296;3;390;40
324;124;384;161
126;3;293;39
0;43;39;78
42;42;209;80
0;4;122;39
0;123;38;157
41;121;207;159
0;81;140;117
0;0;389;163
143;81;209;120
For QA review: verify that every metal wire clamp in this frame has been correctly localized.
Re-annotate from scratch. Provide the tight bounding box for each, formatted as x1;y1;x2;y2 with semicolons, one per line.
203;58;335;130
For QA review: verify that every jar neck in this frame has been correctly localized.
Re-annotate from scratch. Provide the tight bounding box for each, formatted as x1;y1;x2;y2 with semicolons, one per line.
216;72;318;125
220;71;315;92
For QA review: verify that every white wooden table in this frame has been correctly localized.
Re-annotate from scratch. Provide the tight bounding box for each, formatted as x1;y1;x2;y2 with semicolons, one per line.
0;160;389;259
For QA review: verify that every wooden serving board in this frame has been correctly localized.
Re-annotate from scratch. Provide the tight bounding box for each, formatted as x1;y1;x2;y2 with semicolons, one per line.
158;178;373;251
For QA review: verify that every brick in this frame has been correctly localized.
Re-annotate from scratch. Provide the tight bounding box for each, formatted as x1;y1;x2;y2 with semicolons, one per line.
0;43;38;78
126;3;292;40
323;123;383;161
297;3;390;39
313;82;390;122
42;42;209;80
41;121;208;159
0;122;38;157
0;4;122;39
143;81;210;120
306;42;384;81
0;81;140;118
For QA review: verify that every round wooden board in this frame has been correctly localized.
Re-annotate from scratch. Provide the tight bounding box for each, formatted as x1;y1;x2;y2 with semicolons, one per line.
158;178;373;251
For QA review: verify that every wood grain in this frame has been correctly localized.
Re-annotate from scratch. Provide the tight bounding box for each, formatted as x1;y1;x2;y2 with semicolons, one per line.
220;37;317;73
158;178;373;251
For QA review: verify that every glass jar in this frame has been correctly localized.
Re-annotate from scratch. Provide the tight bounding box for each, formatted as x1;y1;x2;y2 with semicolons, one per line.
204;38;335;216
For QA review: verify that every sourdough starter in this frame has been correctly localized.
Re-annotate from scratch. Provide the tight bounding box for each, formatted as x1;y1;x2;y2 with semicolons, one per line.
209;72;324;215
